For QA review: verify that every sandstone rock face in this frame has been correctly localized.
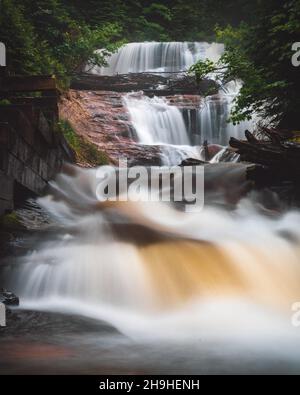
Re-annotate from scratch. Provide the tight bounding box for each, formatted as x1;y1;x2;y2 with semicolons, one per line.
59;90;204;166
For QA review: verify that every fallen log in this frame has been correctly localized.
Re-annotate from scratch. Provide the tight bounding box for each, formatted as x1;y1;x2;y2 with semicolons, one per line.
230;130;300;184
71;72;218;95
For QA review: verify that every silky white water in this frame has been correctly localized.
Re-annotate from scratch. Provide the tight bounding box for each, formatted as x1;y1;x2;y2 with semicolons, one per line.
5;41;299;354
123;84;253;164
6;165;300;345
196;81;254;145
123;93;190;145
89;42;224;75
89;41;254;163
124;83;253;148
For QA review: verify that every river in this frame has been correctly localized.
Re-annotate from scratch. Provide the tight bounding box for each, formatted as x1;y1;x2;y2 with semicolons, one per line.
1;42;300;375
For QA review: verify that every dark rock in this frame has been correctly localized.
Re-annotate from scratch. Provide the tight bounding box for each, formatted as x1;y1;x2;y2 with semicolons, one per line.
71;72;218;96
92;113;106;119
179;158;206;166
206;144;224;160
0;289;20;306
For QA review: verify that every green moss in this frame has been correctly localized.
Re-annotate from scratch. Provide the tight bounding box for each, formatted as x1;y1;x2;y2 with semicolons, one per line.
288;131;300;144
0;212;22;228
57;120;109;166
0;99;11;106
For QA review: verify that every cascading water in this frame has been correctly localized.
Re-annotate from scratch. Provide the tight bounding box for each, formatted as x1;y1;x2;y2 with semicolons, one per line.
195;81;254;146
124;84;252;148
123;86;252;164
89;41;254;165
4;165;300;344
123;93;205;165
4;41;299;374
89;42;224;75
123;93;190;145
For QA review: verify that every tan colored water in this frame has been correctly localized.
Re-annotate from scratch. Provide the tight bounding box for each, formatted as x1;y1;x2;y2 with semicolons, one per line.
7;165;300;341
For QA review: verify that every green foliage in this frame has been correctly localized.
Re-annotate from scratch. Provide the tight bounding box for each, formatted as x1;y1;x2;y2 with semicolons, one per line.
189;59;219;82
190;1;300;129
0;0;122;87
4;1;298;153
0;0;39;74
0;100;11;106
0;0;257;77
224;0;300;129
57;120;109;166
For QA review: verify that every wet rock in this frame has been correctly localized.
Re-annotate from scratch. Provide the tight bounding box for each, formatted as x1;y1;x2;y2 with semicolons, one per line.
114;114;129;121
180;158;206;166
71;73;218;96
1;309;120;337
92;113;106;119
0;289;20;306
60;90;227;167
207;144;224;159
59;90;164;165
59;90;211;166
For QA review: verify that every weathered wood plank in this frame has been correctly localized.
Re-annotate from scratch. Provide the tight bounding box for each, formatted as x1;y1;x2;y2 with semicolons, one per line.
0;75;57;93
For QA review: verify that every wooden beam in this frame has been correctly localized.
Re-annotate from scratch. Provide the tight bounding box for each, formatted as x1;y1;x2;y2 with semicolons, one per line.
0;75;57;93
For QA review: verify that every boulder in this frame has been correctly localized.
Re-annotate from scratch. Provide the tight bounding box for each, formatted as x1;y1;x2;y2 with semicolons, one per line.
179;158;206;166
0;289;19;306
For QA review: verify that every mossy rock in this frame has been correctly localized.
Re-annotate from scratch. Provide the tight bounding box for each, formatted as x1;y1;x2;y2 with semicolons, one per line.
0;212;25;231
0;99;11;106
57;120;110;166
289;131;300;144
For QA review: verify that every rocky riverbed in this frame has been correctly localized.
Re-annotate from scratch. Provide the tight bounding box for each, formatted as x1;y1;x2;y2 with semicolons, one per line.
59;90;209;166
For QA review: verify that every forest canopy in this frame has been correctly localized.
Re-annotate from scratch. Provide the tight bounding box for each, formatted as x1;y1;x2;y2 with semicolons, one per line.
189;0;300;129
0;0;299;129
0;0;254;82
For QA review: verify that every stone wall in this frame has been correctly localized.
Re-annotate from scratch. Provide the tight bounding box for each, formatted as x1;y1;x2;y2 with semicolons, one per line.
0;104;74;215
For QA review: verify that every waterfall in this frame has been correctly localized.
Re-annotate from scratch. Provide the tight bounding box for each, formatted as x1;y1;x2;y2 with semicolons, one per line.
123;93;206;165
3;39;300;373
89;41;254;164
124;90;253;148
195;81;254;145
123;85;252;163
89;42;224;75
5;165;300;341
123;93;190;145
